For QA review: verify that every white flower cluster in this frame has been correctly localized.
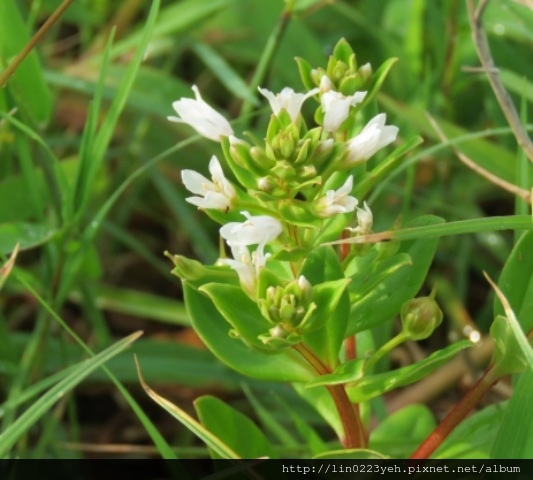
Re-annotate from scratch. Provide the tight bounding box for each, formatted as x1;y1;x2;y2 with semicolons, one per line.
168;76;398;292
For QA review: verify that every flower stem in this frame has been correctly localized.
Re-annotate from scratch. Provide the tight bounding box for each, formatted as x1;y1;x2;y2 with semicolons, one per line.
410;366;498;459
293;343;366;449
364;332;407;372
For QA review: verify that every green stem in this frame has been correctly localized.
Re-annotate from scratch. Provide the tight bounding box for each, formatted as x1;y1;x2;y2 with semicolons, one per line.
364;332;407;372
293;343;366;449
410;366;498;459
239;6;292;127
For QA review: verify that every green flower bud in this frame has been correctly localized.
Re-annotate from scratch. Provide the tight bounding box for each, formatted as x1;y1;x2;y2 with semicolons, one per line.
401;295;443;340
332;61;348;82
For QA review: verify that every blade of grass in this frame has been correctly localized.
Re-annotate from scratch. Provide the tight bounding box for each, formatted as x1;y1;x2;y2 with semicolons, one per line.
135;356;241;459
326;215;533;245
0;331;142;458
13;272;178;459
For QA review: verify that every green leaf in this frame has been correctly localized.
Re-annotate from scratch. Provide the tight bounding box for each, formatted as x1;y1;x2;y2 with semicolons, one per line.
300;247;349;366
491;372;533;458
490;316;531;377
435;402;507;459
0;332;142;458
136;359;240;459
107;0;231;60
0;222;56;254
304;279;351;367
195;395;277;459
0;0;53;124
313;448;387;459
361;57;398;107
200;283;269;349
347;252;412;302
191;42;258;106
306;340;472;400
348;215;443;334
495;230;533;332
369;405;436;458
184;283;314;382
348;341;472;402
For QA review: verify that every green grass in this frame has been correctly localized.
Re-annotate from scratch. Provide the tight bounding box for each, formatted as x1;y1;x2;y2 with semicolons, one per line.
0;0;531;460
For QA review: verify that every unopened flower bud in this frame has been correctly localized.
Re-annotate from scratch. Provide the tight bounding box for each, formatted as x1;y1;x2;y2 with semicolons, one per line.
401;296;443;340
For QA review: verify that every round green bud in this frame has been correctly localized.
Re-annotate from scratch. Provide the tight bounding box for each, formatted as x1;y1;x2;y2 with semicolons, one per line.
401;296;443;340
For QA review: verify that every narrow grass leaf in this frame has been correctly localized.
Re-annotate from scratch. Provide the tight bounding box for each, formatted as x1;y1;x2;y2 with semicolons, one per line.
0;332;142;458
195;395;277;459
491;372;533;458
135;357;241;459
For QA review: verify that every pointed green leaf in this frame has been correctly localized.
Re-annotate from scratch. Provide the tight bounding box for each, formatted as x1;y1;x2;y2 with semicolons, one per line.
0;0;53;124
136;359;240;459
195;395;277;459
0;332;142;457
340;341;472;402
348;215;443;334
491;372;533;458
184;283;314;382
369;405;436;458
313;448;387;459
495;230;533;332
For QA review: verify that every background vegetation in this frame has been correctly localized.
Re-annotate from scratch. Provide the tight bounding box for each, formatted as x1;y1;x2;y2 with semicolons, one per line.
0;0;532;459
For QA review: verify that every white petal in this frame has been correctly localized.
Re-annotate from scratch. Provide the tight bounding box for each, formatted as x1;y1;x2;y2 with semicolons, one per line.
181;169;211;195
169;85;234;142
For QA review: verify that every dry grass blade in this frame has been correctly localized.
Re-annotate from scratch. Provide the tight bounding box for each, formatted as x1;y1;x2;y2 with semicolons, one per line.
426;113;532;204
0;243;19;291
134;356;242;459
467;0;533;163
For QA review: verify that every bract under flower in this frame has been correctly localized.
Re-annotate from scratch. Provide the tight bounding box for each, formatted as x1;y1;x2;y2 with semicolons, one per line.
168;85;234;142
181;156;236;210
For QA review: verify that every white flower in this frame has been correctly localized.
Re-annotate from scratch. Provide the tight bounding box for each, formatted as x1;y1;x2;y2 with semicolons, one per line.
347;202;373;235
316;176;358;217
181;156;236;210
343;113;398;165
168;85;234;142
218;245;270;296
321;90;367;132
220;211;282;248
258;86;319;122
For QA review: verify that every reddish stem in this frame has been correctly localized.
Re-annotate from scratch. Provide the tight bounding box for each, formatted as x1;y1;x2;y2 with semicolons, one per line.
294;343;366;449
345;335;356;361
411;366;498;459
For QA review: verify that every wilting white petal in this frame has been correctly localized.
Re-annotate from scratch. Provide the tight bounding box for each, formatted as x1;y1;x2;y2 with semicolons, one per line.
344;113;398;165
218;245;270;296
321;90;367;132
315;176;358;217
168;85;234;142
346;201;373;235
258;86;319;122
181;156;236;210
